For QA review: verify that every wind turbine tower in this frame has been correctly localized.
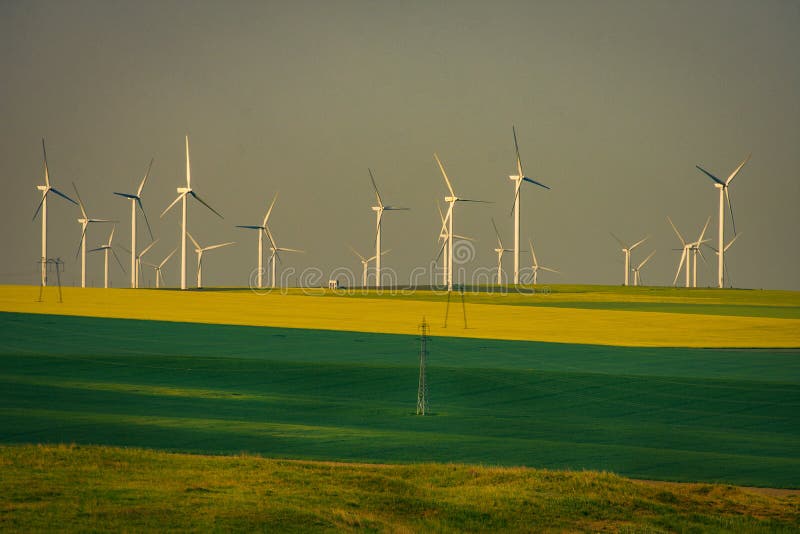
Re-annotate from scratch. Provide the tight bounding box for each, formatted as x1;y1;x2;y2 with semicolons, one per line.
161;136;223;290
696;154;750;288
508;126;549;285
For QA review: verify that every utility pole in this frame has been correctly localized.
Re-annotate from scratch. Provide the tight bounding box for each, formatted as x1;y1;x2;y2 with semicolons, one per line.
416;317;429;416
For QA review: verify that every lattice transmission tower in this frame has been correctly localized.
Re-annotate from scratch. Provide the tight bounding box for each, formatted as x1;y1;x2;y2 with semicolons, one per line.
416;317;429;415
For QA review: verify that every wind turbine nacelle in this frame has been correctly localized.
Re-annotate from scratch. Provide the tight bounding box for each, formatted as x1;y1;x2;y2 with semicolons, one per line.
714;183;724;190
509;175;520;181
37;185;48;191
444;196;458;202
177;187;190;193
371;206;381;212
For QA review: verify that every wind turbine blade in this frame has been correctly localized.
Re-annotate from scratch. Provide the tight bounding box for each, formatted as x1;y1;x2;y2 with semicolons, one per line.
32;191;46;221
348;245;367;262
380;248;391;256
41;138;50;187
72;182;87;219
185;135;191;188
203;242;235;251
522;177;550;189
368;168;384;208
540;266;560;274
263;192;279;226
667;217;686;246
491;218;503;249
725;153;751;186
87;246;107;253
108;225;115;246
236;225;263;230
725;188;736;235
49;187;78;205
433;238;447;263
436;200;445;224
433;153;456;197
638;250;656;269
264;227;277;251
695;165;725;186
161;193;185;218
609;232;626;249
137;198;154;240
160;248;178;268
698;216;711;243
186;231;200;251
509;180;521;217
75;227;86;260
513;125;524;178
112;248;126;273
383;206;409;211
437;202;454;241
113;192;138;199
528;239;539;267
458;198;492;203
139;239;159;258
452;234;475;242
278;247;304;253
673;250;686;286
724;233;740;252
630;235;649;251
137;158;154;196
190;191;223;219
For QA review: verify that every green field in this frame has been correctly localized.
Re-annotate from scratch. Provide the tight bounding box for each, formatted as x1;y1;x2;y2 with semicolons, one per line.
3;444;798;532
2;311;798;489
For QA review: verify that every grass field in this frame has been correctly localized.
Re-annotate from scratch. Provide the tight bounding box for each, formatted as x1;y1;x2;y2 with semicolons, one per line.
2;285;799;347
2;311;798;489
2;444;798;532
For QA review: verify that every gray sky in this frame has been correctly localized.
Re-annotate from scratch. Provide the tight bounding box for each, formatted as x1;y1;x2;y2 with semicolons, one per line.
1;0;798;290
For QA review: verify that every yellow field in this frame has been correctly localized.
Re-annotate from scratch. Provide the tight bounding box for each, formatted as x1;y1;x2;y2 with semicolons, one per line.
2;285;799;348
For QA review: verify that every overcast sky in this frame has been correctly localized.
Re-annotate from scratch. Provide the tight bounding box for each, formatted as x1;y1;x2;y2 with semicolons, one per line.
1;0;798;290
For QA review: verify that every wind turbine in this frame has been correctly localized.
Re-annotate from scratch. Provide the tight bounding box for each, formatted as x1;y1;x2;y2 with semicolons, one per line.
528;238;559;285
434;200;474;286
705;234;741;288
136;239;159;288
610;233;648;286
161;136;223;290
187;232;234;289
434;153;489;291
33;139;78;286
508;126;550;285
88;225;125;288
349;245;390;287
695;154;750;288
369;169;408;288
631;250;656;287
73;183;114;288
264;227;303;289
491;218;513;284
235;193;278;289
113;159;154;288
689;217;712;288
145;248;177;289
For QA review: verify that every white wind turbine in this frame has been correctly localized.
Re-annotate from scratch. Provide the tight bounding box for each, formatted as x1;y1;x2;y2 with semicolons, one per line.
264;227;303;289
113;159;154;288
135;239;159;288
88;225;125;288
667;217;693;288
161;136;223;290
528;238;559;285
689;217;712;288
144;248;177;289
235;193;278;289
73;183;114;288
695;154;750;288
610;233;648;286
433;201;474;287
369;169;408;288
32;139;78;286
434;153;489;291
508;126;550;285
491;218;513;284
349;245;390;287
631;250;656;287
187;232;234;289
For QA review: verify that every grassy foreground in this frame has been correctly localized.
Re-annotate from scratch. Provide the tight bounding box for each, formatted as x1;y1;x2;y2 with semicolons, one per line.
1;444;798;533
2;285;799;347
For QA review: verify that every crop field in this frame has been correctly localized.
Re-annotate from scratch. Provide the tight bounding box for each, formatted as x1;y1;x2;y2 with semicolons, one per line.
1;284;799;530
